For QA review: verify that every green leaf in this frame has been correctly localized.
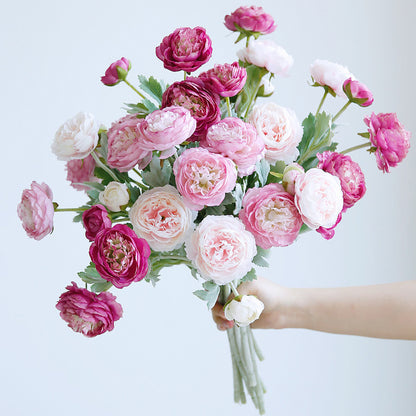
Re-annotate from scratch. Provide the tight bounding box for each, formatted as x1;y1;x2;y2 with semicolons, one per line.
78;262;113;293
253;247;270;267
232;182;246;215
193;280;220;309
205;205;226;215
124;102;151;117
240;268;257;283
82;181;105;191
91;281;113;293
99;131;109;161
142;157;172;187
137;75;166;105
255;159;270;187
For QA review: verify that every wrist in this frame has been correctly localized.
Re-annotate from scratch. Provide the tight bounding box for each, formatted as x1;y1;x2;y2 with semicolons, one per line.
274;287;310;330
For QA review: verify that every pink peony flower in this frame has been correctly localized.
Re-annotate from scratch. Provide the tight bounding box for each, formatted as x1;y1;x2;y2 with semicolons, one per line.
156;27;212;73
56;282;123;337
224;6;276;35
161;78;221;141
107;115;152;172
239;183;303;249
294;168;344;229
317;151;366;209
65;154;99;192
237;38;293;76
198;62;247;97
282;163;305;196
129;185;196;252
17;181;54;241
310;59;354;97
201;117;265;177
89;224;150;288
137;106;196;158
364;112;411;173
173;147;237;211
248;102;303;165
343;78;374;107
82;204;112;242
101;57;131;86
185;215;257;285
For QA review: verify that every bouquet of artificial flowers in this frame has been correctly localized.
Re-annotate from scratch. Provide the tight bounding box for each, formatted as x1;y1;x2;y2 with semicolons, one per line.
17;5;410;414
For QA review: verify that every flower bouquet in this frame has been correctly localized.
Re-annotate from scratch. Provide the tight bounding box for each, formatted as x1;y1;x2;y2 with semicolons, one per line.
17;5;410;414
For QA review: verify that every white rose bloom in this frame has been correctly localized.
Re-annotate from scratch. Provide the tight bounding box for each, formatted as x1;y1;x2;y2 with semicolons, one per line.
99;181;129;212
294;168;343;229
248;102;303;165
129;185;196;252
237;38;293;76
310;59;354;97
52;112;99;161
224;295;264;327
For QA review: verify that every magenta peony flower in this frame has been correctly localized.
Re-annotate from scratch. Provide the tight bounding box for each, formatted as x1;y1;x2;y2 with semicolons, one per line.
89;224;150;288
364;112;411;173
317;151;366;209
65;154;99;192
201;117;265;177
82;204;112;242
316;212;343;240
239;183;303;249
17;181;54;241
156;27;212;73
107;115;152;172
161;78;220;140
224;6;276;35
101;57;131;86
173;147;237;211
56;282;123;337
343;78;374;107
198;62;247;97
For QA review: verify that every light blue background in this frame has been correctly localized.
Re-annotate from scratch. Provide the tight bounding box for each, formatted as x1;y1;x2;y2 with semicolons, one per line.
2;0;415;415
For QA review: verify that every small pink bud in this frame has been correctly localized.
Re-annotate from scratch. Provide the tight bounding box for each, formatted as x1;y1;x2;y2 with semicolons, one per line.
343;78;374;107
101;57;131;86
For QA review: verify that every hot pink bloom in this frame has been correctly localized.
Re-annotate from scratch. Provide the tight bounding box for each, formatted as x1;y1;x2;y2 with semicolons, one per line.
224;6;276;34
201;117;265;177
173;147;237;211
317;151;366;209
101;57;131;86
364;112;411;173
161;78;220;140
198;62;247;97
82;204;112;242
17;181;54;240
239;183;302;249
343;78;374;107
65;154;99;192
89;224;150;289
107;115;152;172
316;212;343;240
185;215;257;285
137;106;196;158
56;282;123;337
156;27;212;73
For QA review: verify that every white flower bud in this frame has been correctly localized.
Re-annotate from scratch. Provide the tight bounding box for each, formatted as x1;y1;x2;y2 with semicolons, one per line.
99;181;129;212
224;295;264;327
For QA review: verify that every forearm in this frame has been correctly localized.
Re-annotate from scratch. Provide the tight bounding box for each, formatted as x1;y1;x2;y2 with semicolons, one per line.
281;281;416;339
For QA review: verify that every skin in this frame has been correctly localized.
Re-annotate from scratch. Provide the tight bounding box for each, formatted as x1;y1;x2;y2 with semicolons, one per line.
212;276;416;340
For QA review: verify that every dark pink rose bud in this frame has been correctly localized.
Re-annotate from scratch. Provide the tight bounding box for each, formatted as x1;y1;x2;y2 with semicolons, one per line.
101;57;131;86
156;27;212;73
198;62;247;97
56;282;123;337
364;112;411;173
224;6;276;35
89;224;150;288
343;78;374;107
82;204;112;242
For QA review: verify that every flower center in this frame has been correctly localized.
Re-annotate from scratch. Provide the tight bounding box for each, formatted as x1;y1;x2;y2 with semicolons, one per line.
103;232;134;272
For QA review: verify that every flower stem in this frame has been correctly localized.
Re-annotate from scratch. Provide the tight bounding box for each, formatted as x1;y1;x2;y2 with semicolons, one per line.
315;89;328;116
54;207;86;213
229;281;240;297
340;141;372;155
226;97;232;117
91;151;119;182
244;83;261;120
333;100;352;122
183;71;187;81
123;79;146;100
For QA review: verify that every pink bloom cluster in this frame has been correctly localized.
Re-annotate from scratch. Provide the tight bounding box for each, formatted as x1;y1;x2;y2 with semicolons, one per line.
224;6;276;34
101;57;131;86
56;282;123;337
65;154;98;192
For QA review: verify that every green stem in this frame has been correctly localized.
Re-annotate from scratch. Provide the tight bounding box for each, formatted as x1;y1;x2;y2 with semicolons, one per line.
229;281;240;297
269;171;283;179
333;100;352;122
54;207;86;213
244;83;261;120
183;71;187;81
91;151;119;182
315;89;328;116
246;35;251;48
123;79;146;100
340;141;372;155
226;97;232;117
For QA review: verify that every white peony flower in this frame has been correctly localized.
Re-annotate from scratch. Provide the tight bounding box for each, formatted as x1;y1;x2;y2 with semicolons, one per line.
224;295;264;327
52;112;99;161
99;181;129;212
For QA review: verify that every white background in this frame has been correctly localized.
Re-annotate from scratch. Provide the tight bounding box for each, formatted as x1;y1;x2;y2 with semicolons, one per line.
2;0;416;415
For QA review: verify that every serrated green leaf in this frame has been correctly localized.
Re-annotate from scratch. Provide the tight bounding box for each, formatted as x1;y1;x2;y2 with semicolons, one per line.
137;75;166;104
253;247;270;267
91;281;113;293
142;157;172;187
87;188;100;201
232;182;245;215
205;205;226;215
78;263;112;293
255;159;270;186
99;131;109;161
193;281;220;309
240;268;257;283
83;181;105;191
124;102;151;117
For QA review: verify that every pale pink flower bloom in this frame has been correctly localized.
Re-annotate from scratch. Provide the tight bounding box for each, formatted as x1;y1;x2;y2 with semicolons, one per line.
173;148;237;211
224;6;276;34
101;57;131;86
185;215;257;285
129;185;196;252
294;168;343;229
17;181;54;240
201;117;265;177
65;154;99;192
248;102;303;165
237;38;293;76
239;183;302;249
282;163;304;196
